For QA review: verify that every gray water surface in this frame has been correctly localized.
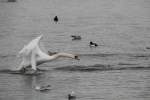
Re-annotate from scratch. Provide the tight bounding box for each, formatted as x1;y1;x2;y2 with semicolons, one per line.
0;0;150;100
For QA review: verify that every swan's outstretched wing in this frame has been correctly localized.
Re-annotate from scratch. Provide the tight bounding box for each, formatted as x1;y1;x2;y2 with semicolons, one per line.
18;35;43;57
16;35;43;70
38;38;47;54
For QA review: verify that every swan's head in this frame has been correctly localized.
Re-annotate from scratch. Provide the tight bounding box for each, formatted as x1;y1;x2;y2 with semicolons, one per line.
74;55;80;60
47;52;80;60
67;53;80;60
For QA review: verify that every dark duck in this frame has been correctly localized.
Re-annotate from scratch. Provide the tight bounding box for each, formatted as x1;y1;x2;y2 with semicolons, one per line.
54;16;58;23
71;35;81;40
68;91;76;100
89;41;98;47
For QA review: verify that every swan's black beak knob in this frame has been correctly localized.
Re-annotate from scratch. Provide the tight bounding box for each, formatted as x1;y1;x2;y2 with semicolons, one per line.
74;55;80;60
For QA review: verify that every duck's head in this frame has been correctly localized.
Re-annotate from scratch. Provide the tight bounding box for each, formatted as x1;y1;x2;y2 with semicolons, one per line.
90;41;93;44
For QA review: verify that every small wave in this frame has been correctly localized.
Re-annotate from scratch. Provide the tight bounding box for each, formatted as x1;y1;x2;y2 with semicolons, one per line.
0;69;45;75
0;65;149;74
0;69;20;74
54;64;150;72
81;53;150;57
54;64;112;72
118;63;138;65
0;54;16;58
130;54;150;58
80;53;117;57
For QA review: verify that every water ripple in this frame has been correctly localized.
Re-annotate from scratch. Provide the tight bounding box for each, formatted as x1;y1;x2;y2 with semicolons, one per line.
54;64;150;72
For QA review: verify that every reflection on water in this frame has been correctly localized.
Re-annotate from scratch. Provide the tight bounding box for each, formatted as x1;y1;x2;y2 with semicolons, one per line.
0;0;150;100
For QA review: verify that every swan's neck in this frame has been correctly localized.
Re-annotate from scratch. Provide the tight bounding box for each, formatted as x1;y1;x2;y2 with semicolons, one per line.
50;53;75;60
36;52;75;65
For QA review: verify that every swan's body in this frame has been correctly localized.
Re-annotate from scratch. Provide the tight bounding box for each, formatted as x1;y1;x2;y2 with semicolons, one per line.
17;35;79;71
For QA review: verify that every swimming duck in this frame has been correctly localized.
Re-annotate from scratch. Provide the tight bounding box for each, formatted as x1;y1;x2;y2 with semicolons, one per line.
54;16;58;23
89;41;98;47
68;91;76;100
71;35;81;40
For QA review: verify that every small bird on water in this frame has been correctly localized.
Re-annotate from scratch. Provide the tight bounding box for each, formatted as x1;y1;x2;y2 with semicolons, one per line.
71;35;82;40
89;41;98;47
68;91;76;100
54;16;58;23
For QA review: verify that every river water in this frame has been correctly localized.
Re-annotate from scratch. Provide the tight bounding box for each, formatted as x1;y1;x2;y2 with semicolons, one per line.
0;0;150;100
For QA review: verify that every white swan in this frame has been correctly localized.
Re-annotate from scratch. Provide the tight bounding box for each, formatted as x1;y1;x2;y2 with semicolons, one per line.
16;35;79;72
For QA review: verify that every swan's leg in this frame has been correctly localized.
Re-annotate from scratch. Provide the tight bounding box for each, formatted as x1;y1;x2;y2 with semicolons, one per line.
31;51;37;71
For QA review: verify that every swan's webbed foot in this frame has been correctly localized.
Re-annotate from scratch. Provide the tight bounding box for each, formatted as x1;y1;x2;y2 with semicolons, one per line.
16;67;43;75
17;67;36;74
25;69;37;74
16;67;26;74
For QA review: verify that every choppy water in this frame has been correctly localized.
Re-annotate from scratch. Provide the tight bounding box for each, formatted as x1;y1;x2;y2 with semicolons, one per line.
0;0;150;100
